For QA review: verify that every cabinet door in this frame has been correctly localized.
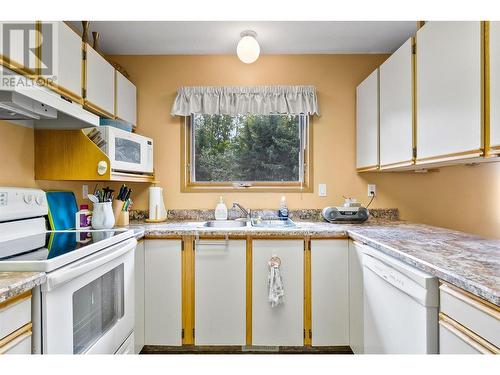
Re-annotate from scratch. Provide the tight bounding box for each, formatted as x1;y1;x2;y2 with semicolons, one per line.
356;69;379;170
311;240;348;346
379;38;414;168
144;240;182;346
40;22;82;99
134;240;145;353
195;240;246;345
85;43;115;116
416;22;482;161
252;240;303;346
116;71;137;126
439;320;491;354
349;240;365;354
0;21;37;74
490;21;500;152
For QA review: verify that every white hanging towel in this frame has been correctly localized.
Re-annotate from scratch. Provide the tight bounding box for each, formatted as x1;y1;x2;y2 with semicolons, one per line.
268;255;284;307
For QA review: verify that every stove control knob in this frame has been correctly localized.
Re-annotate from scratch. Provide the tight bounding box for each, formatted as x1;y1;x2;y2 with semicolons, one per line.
35;194;45;206
23;193;34;204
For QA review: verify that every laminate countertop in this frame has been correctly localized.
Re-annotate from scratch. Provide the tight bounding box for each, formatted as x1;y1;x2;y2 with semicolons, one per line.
132;219;500;306
0;272;46;304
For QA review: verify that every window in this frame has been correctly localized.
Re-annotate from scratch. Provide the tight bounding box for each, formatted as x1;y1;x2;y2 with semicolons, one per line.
182;113;312;191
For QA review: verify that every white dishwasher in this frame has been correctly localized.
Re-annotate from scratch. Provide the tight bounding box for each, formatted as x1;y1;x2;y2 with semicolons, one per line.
362;244;439;354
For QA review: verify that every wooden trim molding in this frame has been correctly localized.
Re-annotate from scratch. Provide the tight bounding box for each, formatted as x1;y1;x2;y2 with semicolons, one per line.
182;236;195;345
440;282;500;317
0;322;32;350
303;238;312;346
415;149;484;164
356;165;379;173
483;21;492;156
439;313;499;354
379;160;414;170
83;100;115;119
181;115;313;193
246;236;253;346
0;290;31;310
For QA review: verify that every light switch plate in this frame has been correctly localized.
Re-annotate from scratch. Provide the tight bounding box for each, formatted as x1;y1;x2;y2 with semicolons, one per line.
318;184;327;197
368;184;376;197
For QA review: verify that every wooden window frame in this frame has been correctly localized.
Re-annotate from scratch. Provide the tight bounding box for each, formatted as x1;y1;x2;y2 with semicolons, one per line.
180;114;313;193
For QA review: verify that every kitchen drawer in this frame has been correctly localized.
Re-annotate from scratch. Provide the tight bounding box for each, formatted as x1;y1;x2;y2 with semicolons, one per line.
439;283;499;348
0;323;32;354
0;292;31;340
439;314;497;354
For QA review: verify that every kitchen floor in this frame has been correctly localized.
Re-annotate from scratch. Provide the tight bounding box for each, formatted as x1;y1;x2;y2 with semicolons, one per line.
141;346;353;354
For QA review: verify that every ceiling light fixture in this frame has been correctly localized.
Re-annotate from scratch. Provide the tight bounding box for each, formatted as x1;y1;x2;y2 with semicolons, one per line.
237;30;260;64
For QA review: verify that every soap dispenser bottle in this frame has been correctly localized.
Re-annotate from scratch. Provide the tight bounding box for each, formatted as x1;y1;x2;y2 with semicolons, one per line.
278;196;289;218
215;196;228;220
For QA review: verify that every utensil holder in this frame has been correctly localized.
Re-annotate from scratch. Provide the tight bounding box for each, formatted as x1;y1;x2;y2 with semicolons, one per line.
116;211;129;226
91;202;115;229
112;199;124;219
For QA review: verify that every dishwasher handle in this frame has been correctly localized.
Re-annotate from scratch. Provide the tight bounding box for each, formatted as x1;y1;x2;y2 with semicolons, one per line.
363;252;436;307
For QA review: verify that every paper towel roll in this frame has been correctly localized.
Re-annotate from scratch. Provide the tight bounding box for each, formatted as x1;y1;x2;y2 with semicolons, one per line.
149;187;167;220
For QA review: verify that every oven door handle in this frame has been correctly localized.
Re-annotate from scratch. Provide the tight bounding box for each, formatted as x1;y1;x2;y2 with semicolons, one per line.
43;238;137;292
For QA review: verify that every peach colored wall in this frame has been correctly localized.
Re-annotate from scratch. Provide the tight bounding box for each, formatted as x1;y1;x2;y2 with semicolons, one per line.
0;54;499;239
106;54;389;211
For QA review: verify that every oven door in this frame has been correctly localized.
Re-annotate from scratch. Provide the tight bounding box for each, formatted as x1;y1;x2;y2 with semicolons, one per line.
108;129;153;174
41;238;136;354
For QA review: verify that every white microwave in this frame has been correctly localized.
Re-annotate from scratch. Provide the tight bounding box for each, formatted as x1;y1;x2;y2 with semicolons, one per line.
86;126;153;174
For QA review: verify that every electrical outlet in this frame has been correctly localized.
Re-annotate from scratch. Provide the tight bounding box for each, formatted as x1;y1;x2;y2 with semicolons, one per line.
368;184;376;197
82;184;88;199
318;184;327;197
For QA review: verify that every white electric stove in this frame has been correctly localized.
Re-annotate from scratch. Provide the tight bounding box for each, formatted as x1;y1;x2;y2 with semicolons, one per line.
0;187;136;354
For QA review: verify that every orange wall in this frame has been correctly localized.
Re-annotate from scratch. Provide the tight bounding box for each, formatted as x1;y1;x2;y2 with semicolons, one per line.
107;54;389;211
0;54;499;238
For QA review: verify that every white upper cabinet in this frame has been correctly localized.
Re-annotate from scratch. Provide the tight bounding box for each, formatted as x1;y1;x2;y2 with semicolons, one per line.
194;240;246;346
489;21;500;154
115;71;137;126
416;22;483;163
311;240;349;346
41;22;82;100
0;21;37;74
379;38;414;168
85;43;115;116
356;69;379;171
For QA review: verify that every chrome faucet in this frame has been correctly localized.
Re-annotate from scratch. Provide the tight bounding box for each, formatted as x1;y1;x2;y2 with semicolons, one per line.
232;202;251;220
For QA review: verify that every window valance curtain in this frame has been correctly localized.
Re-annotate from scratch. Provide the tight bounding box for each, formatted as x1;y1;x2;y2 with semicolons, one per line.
171;85;320;116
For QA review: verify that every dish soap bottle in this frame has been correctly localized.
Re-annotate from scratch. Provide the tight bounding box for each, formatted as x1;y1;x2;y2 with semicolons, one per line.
278;196;289;219
214;196;228;220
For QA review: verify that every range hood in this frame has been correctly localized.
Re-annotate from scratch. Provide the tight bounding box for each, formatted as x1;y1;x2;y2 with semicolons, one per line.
0;72;99;129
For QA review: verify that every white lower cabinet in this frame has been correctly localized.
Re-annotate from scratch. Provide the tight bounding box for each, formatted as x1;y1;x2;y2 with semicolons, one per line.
311;240;348;346
252;240;304;346
144;240;182;346
194;240;246;346
348;240;365;354
0;292;32;354
439;283;499;354
134;239;145;353
439;319;488;354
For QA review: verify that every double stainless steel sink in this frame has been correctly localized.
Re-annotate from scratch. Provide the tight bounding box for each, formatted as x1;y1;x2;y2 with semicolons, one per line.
203;218;296;228
203;220;248;228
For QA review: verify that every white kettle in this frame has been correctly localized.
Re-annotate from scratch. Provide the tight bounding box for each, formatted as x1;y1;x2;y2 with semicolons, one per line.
147;186;167;222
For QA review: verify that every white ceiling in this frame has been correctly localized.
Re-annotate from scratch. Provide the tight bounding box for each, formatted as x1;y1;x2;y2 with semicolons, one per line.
71;21;417;55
